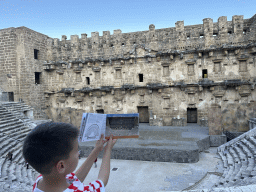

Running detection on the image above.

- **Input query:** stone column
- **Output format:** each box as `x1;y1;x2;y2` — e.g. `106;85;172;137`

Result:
208;104;226;146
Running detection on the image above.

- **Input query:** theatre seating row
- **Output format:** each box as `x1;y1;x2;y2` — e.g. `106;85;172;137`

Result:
0;103;40;191
179;126;256;192
214;132;256;188
1;102;32;124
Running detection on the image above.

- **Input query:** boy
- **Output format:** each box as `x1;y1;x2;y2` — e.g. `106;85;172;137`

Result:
22;122;117;192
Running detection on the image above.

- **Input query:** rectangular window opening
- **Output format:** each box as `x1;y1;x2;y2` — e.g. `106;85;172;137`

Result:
35;72;41;84
96;109;104;114
34;49;39;59
202;69;208;78
139;74;143;82
188;64;194;73
163;66;169;76
86;77;90;85
239;61;247;72
214;62;221;73
116;69;121;79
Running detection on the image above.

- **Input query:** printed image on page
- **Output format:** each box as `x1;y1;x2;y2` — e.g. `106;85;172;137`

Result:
81;113;106;142
78;113;88;142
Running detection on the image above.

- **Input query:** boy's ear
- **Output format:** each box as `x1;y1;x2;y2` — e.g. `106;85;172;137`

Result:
56;161;66;174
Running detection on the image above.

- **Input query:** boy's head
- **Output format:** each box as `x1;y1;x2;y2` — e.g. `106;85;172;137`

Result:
23;122;80;176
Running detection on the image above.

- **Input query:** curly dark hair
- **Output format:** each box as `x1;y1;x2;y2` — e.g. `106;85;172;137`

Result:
22;122;79;175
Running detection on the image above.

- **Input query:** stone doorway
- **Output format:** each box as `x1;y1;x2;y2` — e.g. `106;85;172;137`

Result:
137;106;149;123
187;108;197;123
8;92;14;101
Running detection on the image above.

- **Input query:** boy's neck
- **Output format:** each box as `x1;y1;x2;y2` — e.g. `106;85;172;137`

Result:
38;175;70;192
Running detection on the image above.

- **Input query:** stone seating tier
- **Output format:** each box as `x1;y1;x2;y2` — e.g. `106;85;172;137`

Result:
1;101;256;191
0;102;38;191
183;127;256;191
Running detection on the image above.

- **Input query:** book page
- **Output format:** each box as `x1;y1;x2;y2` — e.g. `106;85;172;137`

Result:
79;113;106;142
79;113;139;141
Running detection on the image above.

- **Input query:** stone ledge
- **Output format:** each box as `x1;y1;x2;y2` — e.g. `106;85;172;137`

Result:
79;145;200;163
210;135;227;147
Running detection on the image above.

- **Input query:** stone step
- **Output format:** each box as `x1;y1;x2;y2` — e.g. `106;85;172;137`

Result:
249;136;256;144
1;157;11;178
11;143;23;162
238;142;253;158
0;123;24;132
16;182;32;192
234;161;248;181
218;151;228;168
0;121;23;129
230;162;242;181
0;118;19;129
233;145;247;162
0;135;10;145
229;147;240;164
21;166;32;186
0;115;19;121
5;126;29;136
0;115;14;121
226;150;234;166
2;105;30;113
0;108;11;113
221;168;229;179
0;115;16;121
223;165;234;181
0;138;19;157
10;129;30;141
14;164;23;183
16;149;27;166
27;168;35;186
0;157;6;177
237;143;255;177
228;148;241;181
3;106;24;111
241;138;256;158
8;163;17;182
0;124;25;135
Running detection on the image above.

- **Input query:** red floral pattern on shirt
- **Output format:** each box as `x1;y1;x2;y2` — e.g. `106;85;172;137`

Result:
32;172;105;192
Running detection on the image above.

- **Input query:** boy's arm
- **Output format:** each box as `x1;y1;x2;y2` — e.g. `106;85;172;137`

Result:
97;148;111;187
75;147;100;183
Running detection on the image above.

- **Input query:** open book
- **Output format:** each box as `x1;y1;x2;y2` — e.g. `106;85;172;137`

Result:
78;113;140;142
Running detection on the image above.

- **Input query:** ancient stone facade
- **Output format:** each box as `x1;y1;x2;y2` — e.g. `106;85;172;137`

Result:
0;14;256;130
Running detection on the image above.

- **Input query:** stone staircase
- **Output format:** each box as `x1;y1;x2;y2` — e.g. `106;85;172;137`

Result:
1;102;33;124
175;126;256;192
0;104;40;191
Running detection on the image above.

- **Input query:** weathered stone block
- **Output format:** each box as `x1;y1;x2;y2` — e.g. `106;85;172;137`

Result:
210;135;227;147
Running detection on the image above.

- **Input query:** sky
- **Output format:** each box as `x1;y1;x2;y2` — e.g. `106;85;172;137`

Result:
1;0;255;39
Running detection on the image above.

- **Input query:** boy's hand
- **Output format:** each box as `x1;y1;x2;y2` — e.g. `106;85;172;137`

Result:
104;134;118;151
95;134;107;152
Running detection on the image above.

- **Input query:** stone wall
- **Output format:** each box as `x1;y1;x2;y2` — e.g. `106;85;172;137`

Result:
15;27;49;119
222;102;256;132
0;28;17;95
46;107;85;128
0;14;256;130
44;14;255;60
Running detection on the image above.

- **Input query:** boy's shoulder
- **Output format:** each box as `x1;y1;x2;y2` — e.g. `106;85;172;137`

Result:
33;172;105;192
